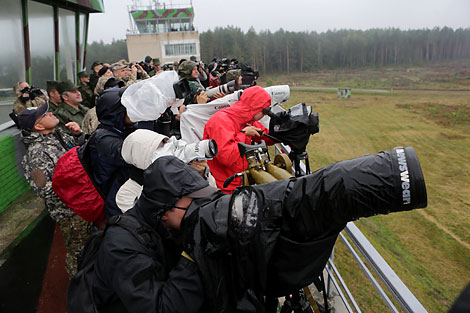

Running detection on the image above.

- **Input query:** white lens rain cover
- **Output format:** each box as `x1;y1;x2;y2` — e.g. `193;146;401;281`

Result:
121;71;184;122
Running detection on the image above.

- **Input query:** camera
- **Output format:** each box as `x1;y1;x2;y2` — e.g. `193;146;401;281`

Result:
240;63;259;86
149;137;218;164
20;86;44;101
196;61;205;70
138;61;151;73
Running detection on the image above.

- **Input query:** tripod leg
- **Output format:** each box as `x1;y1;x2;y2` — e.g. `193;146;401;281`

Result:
303;287;322;313
319;274;330;313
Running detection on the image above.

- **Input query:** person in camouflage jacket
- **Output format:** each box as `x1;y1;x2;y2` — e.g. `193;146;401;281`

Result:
18;103;92;277
110;60;150;87
13;81;48;114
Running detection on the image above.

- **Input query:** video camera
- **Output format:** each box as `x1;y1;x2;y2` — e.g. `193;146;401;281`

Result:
266;102;319;154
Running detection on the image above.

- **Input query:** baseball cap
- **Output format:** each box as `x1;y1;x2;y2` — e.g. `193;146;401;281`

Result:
91;61;102;69
60;80;79;94
46;80;60;92
17;102;49;130
104;77;125;89
110;60;129;72
77;71;89;79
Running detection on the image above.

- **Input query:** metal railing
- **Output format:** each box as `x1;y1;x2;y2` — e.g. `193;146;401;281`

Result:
273;143;427;313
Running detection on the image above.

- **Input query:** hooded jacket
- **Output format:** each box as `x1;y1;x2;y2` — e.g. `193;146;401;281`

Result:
116;129;217;212
203;86;274;193
88;88;136;218
93;156;208;313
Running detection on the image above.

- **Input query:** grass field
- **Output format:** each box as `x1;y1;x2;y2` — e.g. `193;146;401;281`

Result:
260;61;470;91
265;64;469;312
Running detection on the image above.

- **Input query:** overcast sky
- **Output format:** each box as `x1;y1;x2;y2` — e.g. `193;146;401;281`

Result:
88;0;470;44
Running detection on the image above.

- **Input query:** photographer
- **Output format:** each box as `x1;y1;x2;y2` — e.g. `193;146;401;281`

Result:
115;129;218;212
148;57;163;77
110;60;150;87
92;146;427;313
91;156;215;313
203;86;275;193
13;81;48;114
190;56;208;85
88;87;138;218
176;61;211;122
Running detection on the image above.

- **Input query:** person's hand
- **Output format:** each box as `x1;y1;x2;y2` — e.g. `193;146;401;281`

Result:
175;104;186;121
212;92;225;99
65;122;82;135
135;64;143;73
242;125;261;137
196;91;208;104
189;160;208;177
131;64;138;74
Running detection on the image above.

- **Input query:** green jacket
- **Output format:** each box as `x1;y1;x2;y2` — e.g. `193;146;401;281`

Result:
55;103;89;134
48;100;62;113
78;82;95;109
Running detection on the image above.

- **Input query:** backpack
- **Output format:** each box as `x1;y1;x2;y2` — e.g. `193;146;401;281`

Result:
52;138;105;222
67;215;157;313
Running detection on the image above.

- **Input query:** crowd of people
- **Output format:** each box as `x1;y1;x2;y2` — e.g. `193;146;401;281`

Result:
8;51;433;313
11;55;273;312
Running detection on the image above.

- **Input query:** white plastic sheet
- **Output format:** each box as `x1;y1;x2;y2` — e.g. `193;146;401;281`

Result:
121;71;184;122
180;85;290;142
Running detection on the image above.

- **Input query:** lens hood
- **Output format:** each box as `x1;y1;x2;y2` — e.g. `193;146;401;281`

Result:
390;147;427;210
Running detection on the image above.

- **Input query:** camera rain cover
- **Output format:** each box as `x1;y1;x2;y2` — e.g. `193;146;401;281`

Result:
121;71;183;122
269;102;319;153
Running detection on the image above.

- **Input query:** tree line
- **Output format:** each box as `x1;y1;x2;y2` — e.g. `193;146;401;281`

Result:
84;27;470;74
200;27;470;73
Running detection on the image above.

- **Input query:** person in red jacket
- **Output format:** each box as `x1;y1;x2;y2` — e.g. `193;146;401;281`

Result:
203;86;274;193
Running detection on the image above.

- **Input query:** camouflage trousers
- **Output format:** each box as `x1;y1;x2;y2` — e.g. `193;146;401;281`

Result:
57;214;93;278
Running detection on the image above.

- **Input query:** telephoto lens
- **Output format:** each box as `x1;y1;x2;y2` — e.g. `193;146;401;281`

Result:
205;139;218;158
281;146;427;241
205;80;239;98
181;139;218;162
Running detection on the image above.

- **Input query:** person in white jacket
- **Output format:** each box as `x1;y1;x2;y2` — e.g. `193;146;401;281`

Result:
116;129;218;212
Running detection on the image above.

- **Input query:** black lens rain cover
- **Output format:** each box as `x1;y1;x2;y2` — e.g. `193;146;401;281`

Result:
173;79;190;99
269;103;319;153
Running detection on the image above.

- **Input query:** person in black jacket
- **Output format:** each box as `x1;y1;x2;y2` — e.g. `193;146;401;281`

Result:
92;156;218;313
88;87;136;218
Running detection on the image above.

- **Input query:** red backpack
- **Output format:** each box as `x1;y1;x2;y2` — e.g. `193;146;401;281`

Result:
53;140;105;222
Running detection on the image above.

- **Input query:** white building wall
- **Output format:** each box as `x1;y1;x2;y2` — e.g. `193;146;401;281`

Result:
126;31;200;64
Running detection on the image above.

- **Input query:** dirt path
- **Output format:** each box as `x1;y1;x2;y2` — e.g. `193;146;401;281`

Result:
418;210;470;250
